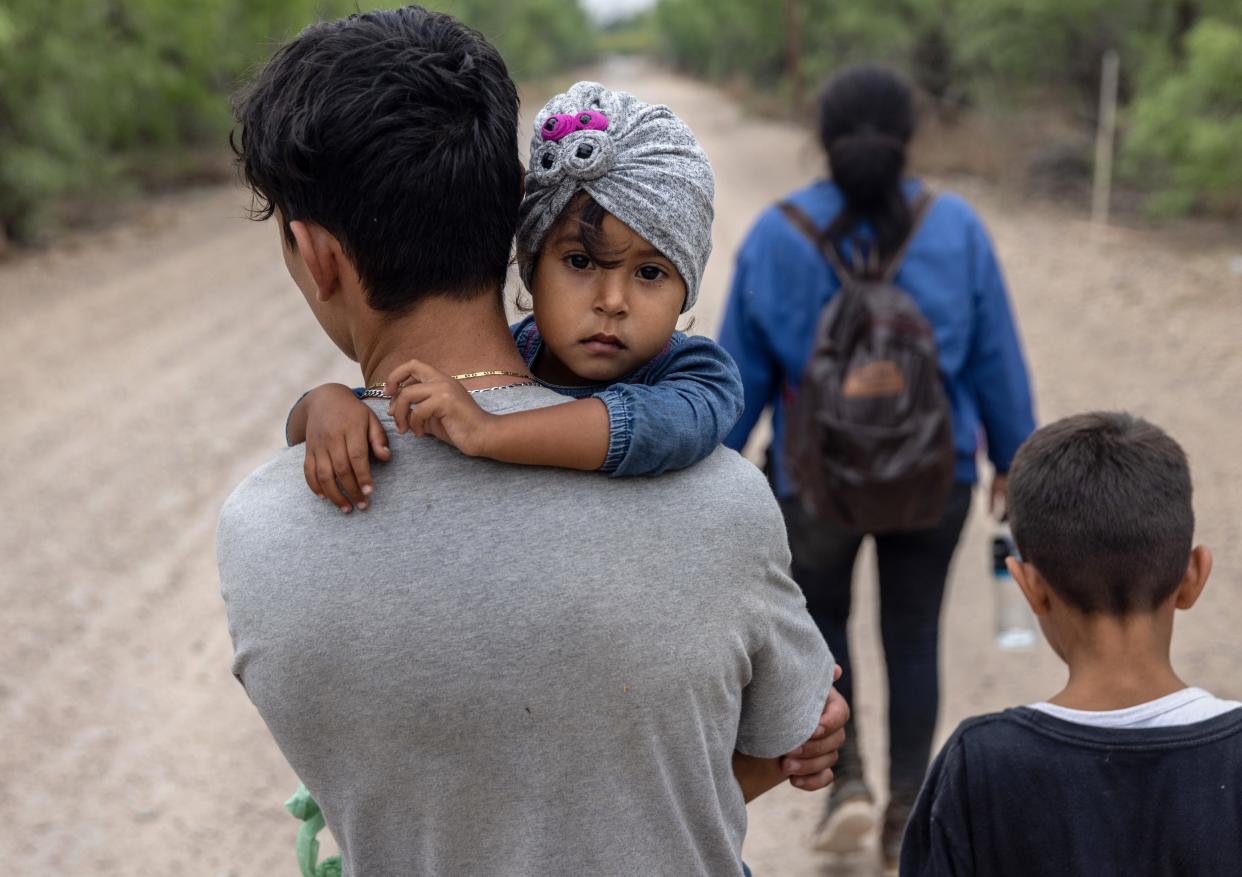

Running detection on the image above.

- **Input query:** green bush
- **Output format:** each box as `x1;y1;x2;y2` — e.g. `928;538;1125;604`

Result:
653;0;1242;217
1123;17;1242;215
597;11;659;57
658;0;792;85
656;0;946;93
0;1;594;244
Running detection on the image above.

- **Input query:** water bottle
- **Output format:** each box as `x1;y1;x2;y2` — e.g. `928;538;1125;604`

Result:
993;524;1037;650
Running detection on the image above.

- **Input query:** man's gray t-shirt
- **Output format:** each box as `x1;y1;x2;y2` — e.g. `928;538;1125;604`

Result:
218;386;832;876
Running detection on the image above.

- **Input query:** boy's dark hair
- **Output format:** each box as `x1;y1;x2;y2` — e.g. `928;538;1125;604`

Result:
231;6;521;314
1008;412;1194;615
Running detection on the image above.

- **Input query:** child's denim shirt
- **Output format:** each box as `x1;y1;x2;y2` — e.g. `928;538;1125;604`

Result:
511;316;744;477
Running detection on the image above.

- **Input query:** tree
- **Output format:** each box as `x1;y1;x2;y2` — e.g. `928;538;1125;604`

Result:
0;0;595;245
1123;17;1242;215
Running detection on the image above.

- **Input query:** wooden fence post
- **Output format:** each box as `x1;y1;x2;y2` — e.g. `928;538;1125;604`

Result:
1092;49;1120;227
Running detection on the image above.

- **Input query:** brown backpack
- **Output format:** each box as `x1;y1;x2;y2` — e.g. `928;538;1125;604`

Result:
779;192;955;533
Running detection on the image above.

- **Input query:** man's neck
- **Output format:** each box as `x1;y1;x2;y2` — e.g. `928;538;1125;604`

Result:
357;293;527;388
1048;607;1186;711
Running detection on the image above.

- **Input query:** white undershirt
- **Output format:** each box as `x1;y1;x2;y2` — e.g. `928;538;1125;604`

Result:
1029;687;1242;729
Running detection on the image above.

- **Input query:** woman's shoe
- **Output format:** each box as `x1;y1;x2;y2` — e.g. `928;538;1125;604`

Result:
880;794;915;872
810;777;875;853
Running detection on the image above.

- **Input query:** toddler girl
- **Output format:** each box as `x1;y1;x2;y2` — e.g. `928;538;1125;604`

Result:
287;81;741;508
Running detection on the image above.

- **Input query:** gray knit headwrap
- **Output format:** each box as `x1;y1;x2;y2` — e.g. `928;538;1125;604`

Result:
516;81;715;313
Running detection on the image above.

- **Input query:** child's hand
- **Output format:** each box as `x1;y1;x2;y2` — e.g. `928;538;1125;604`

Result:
781;665;848;791
303;383;390;512
384;358;498;458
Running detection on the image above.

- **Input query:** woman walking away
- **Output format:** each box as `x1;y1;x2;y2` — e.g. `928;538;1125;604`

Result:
719;65;1036;870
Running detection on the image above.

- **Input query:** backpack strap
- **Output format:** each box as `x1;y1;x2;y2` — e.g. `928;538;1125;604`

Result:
880;190;935;284
777;190;937;284
777;201;854;282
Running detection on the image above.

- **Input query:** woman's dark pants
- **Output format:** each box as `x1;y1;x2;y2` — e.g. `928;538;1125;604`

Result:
779;483;973;804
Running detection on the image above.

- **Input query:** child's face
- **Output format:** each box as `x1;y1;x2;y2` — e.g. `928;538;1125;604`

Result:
531;211;686;385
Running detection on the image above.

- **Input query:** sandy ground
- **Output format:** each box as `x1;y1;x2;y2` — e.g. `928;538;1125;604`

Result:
3;60;1242;875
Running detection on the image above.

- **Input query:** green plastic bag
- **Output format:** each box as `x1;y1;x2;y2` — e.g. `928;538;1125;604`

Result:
285;783;342;877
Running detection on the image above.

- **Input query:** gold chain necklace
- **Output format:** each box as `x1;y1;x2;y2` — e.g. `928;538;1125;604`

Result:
362;369;533;399
450;369;530;381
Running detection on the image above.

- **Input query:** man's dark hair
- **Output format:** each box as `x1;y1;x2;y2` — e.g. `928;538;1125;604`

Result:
231;6;521;314
1008;412;1194;615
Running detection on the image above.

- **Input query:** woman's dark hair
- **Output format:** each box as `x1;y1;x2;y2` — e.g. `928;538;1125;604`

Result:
817;65;917;267
231;6;522;314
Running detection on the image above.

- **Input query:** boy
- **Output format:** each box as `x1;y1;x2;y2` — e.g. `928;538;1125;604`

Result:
901;412;1242;876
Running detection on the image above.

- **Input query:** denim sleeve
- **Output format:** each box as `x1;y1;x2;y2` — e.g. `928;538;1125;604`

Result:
963;219;1036;473
509;315;541;367
594;334;745;477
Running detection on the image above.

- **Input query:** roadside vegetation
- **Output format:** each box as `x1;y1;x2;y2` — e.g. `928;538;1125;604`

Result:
3;1;1237;246
653;0;1242;218
0;0;592;245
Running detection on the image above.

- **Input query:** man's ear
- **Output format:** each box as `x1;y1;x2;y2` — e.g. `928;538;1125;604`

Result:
1175;546;1213;610
289;220;344;302
1008;557;1053;616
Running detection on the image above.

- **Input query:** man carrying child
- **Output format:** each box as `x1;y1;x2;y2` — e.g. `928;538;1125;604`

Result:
218;7;846;875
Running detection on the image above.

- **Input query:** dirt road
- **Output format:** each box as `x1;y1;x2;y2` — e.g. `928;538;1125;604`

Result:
3;61;1241;875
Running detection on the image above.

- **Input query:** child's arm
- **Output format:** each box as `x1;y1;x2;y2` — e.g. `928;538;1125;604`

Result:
731;753;787;803
287;384;390;512
384;360;610;469
385;336;744;475
385;336;743;474
732;678;848;802
593;333;744;476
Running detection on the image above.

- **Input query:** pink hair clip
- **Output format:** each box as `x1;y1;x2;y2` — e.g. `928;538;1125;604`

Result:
540;110;610;142
574;110;609;132
540;114;578;142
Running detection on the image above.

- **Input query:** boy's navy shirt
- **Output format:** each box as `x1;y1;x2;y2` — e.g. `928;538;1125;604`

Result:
901;706;1242;876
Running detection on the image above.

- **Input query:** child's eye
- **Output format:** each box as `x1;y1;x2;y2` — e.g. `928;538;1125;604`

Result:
637;265;667;282
566;253;592;270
